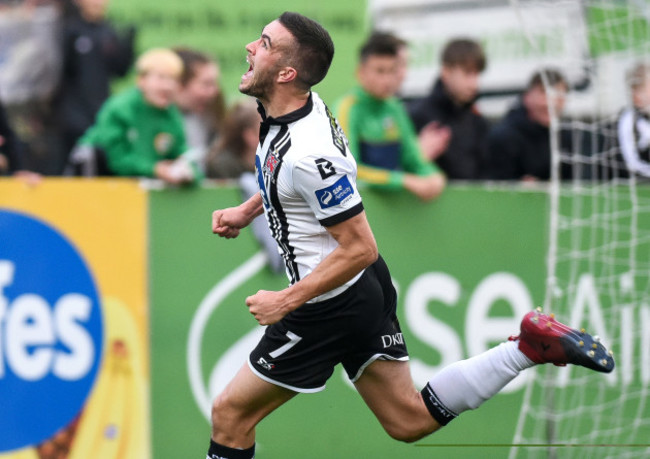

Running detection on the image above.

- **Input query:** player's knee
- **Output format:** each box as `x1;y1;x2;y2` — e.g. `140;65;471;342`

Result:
382;422;431;443
211;393;248;436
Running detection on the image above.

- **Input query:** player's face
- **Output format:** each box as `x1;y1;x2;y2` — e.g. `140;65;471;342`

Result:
357;54;399;100
239;20;291;101
441;65;481;105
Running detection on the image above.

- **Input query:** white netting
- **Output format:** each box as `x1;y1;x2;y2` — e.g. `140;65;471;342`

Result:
510;1;650;458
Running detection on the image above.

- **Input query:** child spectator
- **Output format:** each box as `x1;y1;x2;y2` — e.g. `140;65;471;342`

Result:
335;31;445;201
617;61;650;178
407;38;489;180
73;48;197;185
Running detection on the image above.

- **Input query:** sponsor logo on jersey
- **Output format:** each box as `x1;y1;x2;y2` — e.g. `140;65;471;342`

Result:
257;357;275;371
381;332;404;348
315;158;337;180
315;175;354;209
0;210;103;452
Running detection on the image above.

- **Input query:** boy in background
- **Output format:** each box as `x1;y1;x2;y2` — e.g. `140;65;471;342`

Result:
336;32;446;201
74;48;198;184
407;38;489;180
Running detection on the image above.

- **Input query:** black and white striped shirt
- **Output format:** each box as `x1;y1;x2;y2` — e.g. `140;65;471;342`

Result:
254;92;365;301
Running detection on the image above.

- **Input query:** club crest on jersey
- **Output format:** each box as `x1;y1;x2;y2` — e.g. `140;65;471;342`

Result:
315;175;354;209
264;150;280;176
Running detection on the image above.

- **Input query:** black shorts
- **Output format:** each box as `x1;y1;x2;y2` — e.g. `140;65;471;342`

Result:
248;255;409;392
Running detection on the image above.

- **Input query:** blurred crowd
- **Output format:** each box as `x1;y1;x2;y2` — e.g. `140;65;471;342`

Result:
2;0;650;193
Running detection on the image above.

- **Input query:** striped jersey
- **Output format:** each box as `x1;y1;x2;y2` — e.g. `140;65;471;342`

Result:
255;92;365;301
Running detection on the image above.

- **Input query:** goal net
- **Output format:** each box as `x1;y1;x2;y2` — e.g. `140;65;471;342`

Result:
509;1;650;457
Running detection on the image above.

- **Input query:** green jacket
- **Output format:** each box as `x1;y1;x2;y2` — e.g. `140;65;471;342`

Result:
81;87;187;177
335;86;439;190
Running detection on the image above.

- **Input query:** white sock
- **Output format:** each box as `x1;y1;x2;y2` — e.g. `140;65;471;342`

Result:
424;340;534;418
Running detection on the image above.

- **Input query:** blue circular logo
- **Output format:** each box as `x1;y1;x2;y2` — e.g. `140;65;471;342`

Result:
0;209;103;452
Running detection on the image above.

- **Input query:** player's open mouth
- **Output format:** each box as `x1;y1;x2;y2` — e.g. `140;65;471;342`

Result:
242;58;254;81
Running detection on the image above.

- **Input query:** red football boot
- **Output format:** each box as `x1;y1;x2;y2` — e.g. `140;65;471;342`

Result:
509;309;615;373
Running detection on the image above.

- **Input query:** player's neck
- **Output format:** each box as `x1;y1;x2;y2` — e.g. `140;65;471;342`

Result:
262;88;310;119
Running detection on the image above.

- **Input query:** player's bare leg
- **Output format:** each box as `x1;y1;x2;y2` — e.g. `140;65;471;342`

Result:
355;310;615;443
208;364;296;458
354;359;442;442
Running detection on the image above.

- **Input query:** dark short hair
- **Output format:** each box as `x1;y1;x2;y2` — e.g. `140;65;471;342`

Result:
359;31;405;63
278;12;335;90
526;67;568;91
441;38;486;73
173;47;214;86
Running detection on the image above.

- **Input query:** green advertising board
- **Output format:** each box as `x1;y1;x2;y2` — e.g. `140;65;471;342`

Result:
149;185;551;458
108;0;369;104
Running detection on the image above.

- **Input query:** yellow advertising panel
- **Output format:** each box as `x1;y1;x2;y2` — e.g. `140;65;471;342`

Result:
0;178;150;458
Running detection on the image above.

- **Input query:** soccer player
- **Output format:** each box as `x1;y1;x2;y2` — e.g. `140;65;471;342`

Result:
208;12;614;459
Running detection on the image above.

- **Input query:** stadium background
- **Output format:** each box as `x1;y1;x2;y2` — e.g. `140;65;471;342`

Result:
1;0;649;458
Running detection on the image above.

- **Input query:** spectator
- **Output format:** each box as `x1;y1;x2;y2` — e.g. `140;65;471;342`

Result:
407;38;489;180
206;97;283;273
617;61;650;178
485;68;568;181
73;48;197;185
206;98;258;179
0;98;23;176
391;34;409;96
335;31;446;201
0;97;41;184
0;0;63;175
57;0;135;173
173;47;226;172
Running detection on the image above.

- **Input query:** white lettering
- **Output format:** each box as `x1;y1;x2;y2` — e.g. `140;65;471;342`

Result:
7;295;55;381
559;273;616;387
54;294;94;380
641;304;650;385
621;305;634;386
466;272;533;392
405;273;463;388
381;333;404;348
0;261;95;382
0;261;15;378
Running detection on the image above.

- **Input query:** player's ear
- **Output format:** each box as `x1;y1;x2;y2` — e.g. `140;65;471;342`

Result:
278;66;298;84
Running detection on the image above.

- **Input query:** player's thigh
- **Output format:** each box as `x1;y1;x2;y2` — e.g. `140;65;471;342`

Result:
212;363;297;428
354;359;441;440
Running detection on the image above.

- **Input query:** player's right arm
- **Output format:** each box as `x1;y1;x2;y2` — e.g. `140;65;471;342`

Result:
212;193;264;239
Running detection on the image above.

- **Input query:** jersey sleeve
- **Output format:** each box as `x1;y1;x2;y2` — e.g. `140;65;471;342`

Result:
292;153;364;227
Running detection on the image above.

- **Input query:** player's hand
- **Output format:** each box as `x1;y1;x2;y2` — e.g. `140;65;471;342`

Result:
245;290;290;325
211;207;245;239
